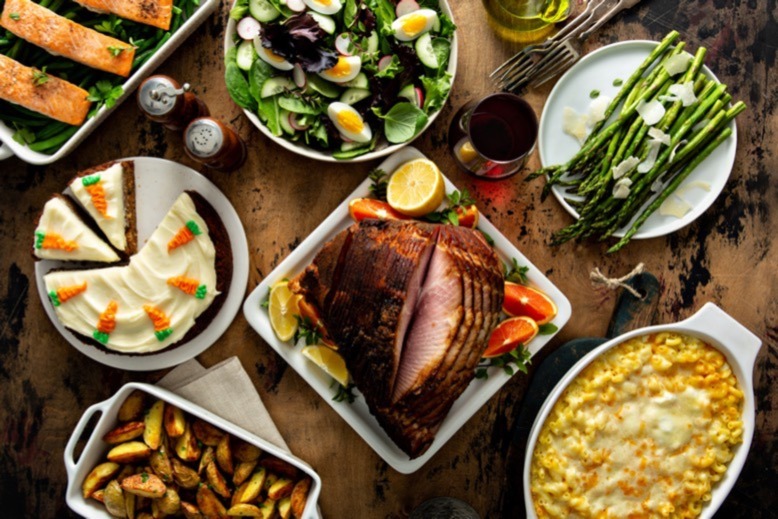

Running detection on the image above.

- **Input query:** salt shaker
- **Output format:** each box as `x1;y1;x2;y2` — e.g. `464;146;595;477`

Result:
184;117;247;172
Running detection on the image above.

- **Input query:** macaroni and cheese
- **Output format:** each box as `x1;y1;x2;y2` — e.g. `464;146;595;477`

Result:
530;332;743;518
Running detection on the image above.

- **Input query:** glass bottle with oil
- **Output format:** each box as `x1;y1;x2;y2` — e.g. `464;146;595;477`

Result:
483;0;571;44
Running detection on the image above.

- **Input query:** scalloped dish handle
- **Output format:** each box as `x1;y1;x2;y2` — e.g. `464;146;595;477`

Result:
0;142;15;160
680;302;763;372
64;401;108;474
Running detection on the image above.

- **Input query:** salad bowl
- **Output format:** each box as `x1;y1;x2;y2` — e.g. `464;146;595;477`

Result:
224;0;457;162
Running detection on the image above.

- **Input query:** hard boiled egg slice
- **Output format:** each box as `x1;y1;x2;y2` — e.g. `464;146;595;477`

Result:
392;9;438;42
319;55;361;83
253;37;294;71
303;0;342;15
328;102;372;143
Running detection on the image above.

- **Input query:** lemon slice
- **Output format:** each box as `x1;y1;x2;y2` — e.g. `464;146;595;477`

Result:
386;158;446;217
301;345;350;386
268;281;301;342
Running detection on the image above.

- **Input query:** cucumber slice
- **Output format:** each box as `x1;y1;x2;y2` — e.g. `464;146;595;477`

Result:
236;40;256;71
398;83;416;104
279;109;296;135
340;140;364;152
249;0;280;21
307;74;341;98
366;31;379;54
261;77;296;98
309;12;336;34
340;88;371;105
341;72;369;89
415;33;438;69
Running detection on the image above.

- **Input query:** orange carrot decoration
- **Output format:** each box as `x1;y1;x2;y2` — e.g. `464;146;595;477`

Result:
167;275;207;299
93;301;118;344
143;304;174;341
49;282;87;306
35;231;78;252
82;175;110;218
167;220;203;253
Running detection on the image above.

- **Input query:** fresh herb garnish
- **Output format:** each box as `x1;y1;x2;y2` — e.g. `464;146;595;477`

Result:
294;316;322;346
475;347;531;379
505;258;529;285
613;78;623;86
9;12;20;20
260;286;271;309
332;381;357;403
107;45;125;57
94;16;123;37
368;168;389;201
590;89;600;98
538;323;558;335
425;189;476;226
141;472;149;483
480;230;495;246
87;80;124;115
32;67;49;86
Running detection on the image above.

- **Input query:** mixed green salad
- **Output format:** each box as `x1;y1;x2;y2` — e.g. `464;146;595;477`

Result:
0;0;201;155
225;0;456;159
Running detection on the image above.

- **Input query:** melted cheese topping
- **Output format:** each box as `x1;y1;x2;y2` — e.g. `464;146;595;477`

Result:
43;193;218;354
530;333;744;519
34;197;120;262
69;163;128;251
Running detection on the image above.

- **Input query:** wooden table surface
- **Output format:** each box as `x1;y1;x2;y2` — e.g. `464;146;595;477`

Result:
1;0;776;517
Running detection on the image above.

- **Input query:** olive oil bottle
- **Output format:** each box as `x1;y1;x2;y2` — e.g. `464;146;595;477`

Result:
483;0;571;43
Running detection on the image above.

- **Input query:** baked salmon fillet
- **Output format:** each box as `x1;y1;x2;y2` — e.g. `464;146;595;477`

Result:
0;0;135;77
73;0;173;30
0;54;90;125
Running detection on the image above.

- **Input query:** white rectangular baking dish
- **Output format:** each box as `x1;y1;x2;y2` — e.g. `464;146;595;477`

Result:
0;0;218;165
242;146;572;474
64;382;322;519
522;302;762;518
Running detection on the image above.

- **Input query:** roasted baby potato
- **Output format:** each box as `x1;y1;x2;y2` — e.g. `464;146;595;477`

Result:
232;440;261;463
232;461;257;486
107;441;153;464
192;419;224;446
103;421;145;444
103;480;127;518
143;400;165;450
181;501;204;519
290;478;311;519
259;458;298;479
198;446;216;476
226;503;262;517
163;404;186;438
118;391;146;422
154;488;181;516
121;472;167;498
82;462;121;499
171;458;201;489
216;435;234;475
267;478;294;500
175;422;202;462
277;497;292;519
91;489;105;503
231;468;266;506
136;513;153;519
197;484;229;519
206;461;232;499
125;491;135;519
257;499;276;519
149;445;174;484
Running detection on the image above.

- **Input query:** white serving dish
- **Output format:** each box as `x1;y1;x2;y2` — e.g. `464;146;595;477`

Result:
522;302;762;518
243;146;572;473
538;40;738;239
34;157;250;371
64;382;322;519
223;1;458;163
0;0;219;165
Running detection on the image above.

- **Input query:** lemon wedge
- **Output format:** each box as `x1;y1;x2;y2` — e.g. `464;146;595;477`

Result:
301;345;350;386
268;281;301;342
386;158;446;217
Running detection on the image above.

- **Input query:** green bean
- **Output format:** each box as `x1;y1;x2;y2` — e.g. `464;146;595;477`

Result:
28;127;78;152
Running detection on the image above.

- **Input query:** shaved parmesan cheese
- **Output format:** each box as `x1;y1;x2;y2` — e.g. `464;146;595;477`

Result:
667;81;697;106
562;107;589;143
647;127;671;146
613;178;633;199
659;195;692;218
587;95;612;125
612;156;640;179
669;139;687;162
663;53;693;76
637;100;666;125
675;180;712;197
638;140;662;173
651;179;665;193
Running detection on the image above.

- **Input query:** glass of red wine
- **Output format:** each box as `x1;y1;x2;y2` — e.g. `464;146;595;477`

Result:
448;93;538;179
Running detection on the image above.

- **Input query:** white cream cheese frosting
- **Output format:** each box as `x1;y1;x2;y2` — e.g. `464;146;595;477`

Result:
43;193;219;354
69;162;128;251
34;197;120;262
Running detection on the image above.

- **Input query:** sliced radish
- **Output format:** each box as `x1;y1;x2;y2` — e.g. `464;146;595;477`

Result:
293;64;307;88
396;0;419;17
414;87;424;108
335;33;353;56
286;0;306;12
341;135;355;143
237;17;261;40
289;113;310;131
377;55;393;72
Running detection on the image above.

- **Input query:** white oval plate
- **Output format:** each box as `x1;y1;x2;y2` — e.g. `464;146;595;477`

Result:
223;0;457;163
34;157;249;371
538;40;738;239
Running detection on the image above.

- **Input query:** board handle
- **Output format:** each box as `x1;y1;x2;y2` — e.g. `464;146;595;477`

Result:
0;142;15;160
63;400;109;473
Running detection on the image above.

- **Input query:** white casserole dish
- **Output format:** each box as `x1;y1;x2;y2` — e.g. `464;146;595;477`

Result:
522;302;762;518
0;0;219;165
64;382;322;519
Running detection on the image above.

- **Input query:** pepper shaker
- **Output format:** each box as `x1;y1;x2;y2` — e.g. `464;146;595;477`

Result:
137;75;209;131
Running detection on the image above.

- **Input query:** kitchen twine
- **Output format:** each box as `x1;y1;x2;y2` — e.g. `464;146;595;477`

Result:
589;263;646;298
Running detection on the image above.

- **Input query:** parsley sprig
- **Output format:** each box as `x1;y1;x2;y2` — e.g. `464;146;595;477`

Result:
368;168;389;201
424;189;477;225
331;381;357;403
293;316;322;346
32;67;49;86
475;347;531;379
504;258;529;284
87;80;124;116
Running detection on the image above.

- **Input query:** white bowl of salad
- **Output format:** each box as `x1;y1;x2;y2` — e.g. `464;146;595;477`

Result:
224;0;457;161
